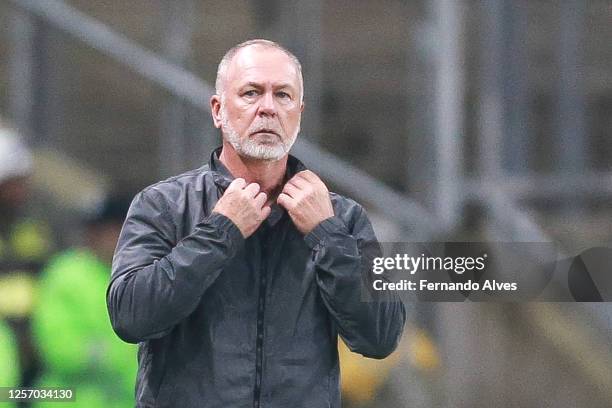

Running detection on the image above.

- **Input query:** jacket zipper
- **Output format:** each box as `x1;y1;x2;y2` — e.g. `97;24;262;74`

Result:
253;230;269;407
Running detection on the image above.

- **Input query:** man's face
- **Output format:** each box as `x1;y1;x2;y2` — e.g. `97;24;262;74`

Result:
212;46;304;161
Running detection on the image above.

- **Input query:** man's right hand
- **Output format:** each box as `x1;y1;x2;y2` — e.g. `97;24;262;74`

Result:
212;178;271;238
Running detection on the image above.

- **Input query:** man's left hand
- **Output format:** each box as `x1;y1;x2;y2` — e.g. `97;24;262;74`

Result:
277;170;334;235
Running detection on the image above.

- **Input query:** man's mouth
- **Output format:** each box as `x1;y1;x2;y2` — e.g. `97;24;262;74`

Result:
251;129;280;137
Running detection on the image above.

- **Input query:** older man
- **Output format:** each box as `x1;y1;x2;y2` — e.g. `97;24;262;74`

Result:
107;39;405;408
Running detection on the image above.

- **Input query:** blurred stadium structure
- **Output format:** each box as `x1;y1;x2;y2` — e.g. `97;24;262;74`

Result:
1;0;612;407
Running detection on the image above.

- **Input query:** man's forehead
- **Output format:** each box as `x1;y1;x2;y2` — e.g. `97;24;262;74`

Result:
226;45;300;86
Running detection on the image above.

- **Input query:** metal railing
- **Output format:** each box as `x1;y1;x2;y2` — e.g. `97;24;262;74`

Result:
7;0;443;237
10;0;612;240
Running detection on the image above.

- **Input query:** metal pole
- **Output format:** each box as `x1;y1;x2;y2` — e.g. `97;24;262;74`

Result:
271;0;323;144
556;0;586;174
290;0;323;144
502;1;530;174
8;7;36;143
158;0;196;177
431;0;465;231
478;0;504;181
30;21;62;148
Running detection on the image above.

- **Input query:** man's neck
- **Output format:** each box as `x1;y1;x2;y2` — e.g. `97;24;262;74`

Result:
218;142;288;200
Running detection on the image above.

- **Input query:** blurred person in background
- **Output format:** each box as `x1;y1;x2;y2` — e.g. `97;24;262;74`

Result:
0;318;19;408
0;121;55;396
31;195;137;408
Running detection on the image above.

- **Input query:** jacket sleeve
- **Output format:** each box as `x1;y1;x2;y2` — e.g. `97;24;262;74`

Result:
106;189;244;344
304;205;406;359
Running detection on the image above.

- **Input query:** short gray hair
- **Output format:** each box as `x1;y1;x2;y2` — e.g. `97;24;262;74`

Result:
215;39;303;102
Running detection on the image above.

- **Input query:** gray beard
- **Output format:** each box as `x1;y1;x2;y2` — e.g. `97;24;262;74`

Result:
221;109;299;161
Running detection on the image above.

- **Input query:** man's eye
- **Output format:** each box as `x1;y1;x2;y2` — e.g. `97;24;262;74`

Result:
243;90;258;97
276;92;291;99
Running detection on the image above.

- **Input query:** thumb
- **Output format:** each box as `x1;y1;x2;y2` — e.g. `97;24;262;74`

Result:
227;178;246;192
277;193;293;210
260;206;272;220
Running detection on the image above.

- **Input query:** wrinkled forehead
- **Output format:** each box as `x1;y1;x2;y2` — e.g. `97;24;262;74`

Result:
224;45;301;91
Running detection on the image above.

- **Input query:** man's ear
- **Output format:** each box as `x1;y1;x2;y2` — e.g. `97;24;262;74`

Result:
210;95;222;128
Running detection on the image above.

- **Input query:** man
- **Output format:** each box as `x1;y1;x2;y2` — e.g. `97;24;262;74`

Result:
107;39;405;408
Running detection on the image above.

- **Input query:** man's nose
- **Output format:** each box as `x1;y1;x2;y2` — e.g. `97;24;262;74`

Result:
258;92;276;116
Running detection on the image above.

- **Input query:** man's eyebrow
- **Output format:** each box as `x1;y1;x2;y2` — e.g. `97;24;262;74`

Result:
240;82;263;89
274;83;295;91
240;82;296;90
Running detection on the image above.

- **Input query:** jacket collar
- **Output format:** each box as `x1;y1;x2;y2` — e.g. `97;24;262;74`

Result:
209;147;307;190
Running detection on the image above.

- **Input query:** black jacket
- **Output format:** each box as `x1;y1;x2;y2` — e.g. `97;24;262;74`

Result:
107;148;406;408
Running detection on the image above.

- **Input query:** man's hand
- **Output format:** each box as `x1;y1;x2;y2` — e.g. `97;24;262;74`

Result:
277;170;334;235
212;178;271;238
